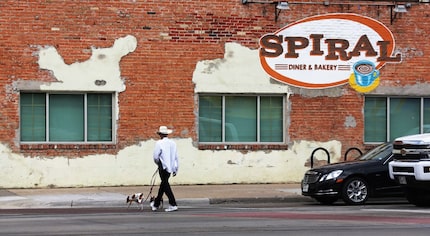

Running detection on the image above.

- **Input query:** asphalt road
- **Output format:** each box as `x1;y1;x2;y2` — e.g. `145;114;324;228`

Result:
0;200;429;236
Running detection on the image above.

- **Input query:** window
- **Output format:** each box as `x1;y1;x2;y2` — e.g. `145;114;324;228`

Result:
198;95;284;143
364;97;430;143
20;93;114;143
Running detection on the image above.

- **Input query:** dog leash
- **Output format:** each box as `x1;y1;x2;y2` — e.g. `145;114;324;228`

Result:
142;167;159;204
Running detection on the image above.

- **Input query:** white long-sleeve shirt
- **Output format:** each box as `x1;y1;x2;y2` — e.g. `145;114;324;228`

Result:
153;137;179;174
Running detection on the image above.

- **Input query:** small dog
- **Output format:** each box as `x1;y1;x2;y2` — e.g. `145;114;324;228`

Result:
126;193;145;210
149;196;163;210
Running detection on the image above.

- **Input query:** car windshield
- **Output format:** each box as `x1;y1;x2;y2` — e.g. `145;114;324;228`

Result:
356;143;392;161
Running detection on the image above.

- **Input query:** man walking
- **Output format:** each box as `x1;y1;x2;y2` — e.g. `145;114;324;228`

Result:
151;126;179;212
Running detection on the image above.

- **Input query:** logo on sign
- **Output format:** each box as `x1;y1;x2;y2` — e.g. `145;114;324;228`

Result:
259;13;401;93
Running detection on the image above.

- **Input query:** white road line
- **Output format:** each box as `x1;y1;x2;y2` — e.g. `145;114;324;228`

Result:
361;208;430;214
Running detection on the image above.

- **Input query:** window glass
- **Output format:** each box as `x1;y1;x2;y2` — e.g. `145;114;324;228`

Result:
390;98;420;140
225;96;257;142
20;93;113;143
364;97;387;142
260;96;283;142
198;95;284;143
199;96;222;142
20;93;46;141
87;94;112;141
365;97;430;143
49;94;84;141
423;99;430;133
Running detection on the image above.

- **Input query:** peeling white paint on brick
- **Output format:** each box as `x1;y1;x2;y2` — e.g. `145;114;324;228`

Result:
37;35;137;92
344;115;357;128
0;139;341;188
192;42;291;94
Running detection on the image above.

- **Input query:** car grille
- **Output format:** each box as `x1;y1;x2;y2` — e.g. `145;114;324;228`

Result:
392;166;414;173
393;153;428;161
393;143;430;161
303;171;321;184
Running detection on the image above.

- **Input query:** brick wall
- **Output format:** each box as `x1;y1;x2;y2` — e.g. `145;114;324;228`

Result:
0;0;429;157
289;89;365;155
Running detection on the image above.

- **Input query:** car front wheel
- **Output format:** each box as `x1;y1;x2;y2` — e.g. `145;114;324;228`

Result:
341;177;369;205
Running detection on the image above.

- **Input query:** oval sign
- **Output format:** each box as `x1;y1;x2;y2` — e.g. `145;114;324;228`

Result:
259;13;401;91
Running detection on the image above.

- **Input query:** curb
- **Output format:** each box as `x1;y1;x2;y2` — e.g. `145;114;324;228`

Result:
0;196;311;209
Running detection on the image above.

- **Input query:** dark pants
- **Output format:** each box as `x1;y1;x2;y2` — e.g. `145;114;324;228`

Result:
154;165;177;207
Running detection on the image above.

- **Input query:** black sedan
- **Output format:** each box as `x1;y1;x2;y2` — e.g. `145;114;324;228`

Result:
301;143;403;205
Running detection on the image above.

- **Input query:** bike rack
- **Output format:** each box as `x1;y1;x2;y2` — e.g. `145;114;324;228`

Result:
344;147;363;161
310;147;363;168
310;147;330;169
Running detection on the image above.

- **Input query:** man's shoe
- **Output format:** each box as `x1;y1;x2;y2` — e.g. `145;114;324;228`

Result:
149;201;158;211
165;205;178;212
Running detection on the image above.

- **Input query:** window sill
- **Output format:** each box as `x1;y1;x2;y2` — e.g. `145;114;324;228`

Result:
20;144;116;150
198;144;288;151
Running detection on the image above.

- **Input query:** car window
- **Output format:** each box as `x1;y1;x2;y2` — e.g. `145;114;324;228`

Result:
357;143;392;161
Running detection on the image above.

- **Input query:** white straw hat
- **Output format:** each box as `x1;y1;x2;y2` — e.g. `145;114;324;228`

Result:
157;126;173;135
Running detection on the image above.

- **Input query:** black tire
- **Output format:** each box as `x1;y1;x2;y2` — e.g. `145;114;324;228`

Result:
405;187;430;207
341;177;369;205
314;196;338;205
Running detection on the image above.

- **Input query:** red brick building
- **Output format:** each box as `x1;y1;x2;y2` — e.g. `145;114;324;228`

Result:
0;0;428;188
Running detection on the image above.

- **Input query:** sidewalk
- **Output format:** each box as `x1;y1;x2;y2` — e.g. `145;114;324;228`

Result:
0;183;309;209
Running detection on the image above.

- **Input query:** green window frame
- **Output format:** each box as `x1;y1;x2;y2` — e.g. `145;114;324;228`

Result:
198;95;284;143
364;97;430;143
20;93;114;143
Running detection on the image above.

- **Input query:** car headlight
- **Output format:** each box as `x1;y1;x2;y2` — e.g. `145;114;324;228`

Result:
319;170;343;182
